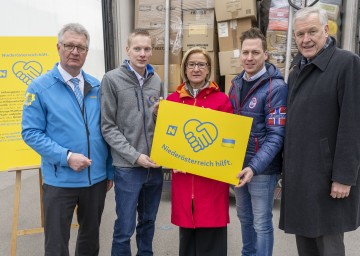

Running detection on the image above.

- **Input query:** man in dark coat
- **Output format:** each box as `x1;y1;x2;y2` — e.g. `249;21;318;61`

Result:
279;6;360;256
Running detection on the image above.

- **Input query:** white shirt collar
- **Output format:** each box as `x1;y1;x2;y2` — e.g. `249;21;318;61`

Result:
242;65;267;82
57;63;83;83
58;64;84;93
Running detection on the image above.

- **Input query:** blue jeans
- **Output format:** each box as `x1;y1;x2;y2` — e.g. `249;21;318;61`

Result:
235;174;278;256
111;167;163;256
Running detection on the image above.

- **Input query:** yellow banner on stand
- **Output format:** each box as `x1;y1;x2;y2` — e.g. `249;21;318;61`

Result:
0;37;58;171
150;100;253;185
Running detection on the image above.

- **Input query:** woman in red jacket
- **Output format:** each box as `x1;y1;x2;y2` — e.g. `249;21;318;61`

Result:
167;47;234;256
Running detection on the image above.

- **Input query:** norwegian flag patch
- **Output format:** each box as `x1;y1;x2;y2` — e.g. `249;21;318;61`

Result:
268;106;286;126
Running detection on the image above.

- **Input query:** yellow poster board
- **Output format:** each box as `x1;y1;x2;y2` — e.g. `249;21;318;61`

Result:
150;100;253;185
0;37;59;171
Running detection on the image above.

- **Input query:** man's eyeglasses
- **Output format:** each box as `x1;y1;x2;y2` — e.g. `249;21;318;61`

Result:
186;62;208;70
62;43;88;54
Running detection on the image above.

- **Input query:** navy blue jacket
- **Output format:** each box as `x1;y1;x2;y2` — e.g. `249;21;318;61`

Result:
228;63;287;175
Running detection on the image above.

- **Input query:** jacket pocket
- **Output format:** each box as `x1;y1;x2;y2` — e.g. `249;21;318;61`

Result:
319;138;333;173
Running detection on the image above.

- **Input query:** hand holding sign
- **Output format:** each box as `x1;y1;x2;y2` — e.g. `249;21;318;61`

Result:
183;119;218;152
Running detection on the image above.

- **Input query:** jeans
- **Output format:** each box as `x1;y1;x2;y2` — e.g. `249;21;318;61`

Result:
235;174;278;256
111;167;163;256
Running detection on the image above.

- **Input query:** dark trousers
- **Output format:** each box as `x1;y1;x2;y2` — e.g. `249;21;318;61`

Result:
295;233;345;256
43;180;107;256
179;227;227;256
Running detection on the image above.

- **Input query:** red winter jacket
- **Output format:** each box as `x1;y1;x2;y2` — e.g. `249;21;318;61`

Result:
167;81;234;228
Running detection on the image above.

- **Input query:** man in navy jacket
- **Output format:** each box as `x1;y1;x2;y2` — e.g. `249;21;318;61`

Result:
228;27;287;256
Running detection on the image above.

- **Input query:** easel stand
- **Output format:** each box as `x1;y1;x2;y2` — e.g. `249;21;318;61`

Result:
9;166;43;256
9;166;78;256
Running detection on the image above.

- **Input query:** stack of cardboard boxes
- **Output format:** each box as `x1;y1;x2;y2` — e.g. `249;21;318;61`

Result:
215;0;257;93
133;0;264;94
266;1;297;76
134;0;345;94
182;0;218;86
316;0;342;43
135;0;183;92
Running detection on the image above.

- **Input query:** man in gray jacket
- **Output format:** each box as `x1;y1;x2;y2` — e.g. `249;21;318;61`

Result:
100;29;163;256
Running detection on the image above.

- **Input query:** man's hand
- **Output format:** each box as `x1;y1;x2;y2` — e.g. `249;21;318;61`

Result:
236;167;254;188
136;154;160;168
68;153;92;171
330;181;351;199
106;180;114;192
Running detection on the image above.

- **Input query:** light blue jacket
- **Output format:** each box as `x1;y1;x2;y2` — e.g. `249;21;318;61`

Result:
22;64;113;187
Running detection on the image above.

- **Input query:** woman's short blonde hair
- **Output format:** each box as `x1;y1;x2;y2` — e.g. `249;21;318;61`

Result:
181;47;212;83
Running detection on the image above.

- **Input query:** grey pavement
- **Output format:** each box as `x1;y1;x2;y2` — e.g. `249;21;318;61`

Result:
1;170;359;256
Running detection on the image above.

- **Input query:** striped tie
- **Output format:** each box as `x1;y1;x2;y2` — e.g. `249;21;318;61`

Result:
70;78;83;109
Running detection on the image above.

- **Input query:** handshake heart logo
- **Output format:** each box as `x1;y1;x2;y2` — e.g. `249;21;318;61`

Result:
183;119;218;152
12;61;43;85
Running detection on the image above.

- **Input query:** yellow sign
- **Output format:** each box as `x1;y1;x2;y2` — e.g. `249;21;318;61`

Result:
0;37;59;171
150;100;253;185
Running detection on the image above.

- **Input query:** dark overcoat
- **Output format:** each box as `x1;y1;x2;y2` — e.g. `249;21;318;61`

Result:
279;39;360;237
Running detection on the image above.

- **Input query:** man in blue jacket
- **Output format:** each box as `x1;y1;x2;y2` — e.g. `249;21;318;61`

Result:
22;23;113;256
228;27;288;256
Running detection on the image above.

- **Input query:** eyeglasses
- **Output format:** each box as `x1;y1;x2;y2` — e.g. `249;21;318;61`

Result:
62;43;88;54
186;62;208;70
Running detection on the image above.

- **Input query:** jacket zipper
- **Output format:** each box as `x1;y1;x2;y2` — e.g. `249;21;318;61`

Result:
191;175;195;227
85;112;91;185
63;81;92;184
83;84;91;185
135;89;140;111
140;87;151;155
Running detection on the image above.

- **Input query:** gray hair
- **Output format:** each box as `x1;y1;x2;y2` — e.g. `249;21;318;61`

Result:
58;23;90;47
293;6;328;28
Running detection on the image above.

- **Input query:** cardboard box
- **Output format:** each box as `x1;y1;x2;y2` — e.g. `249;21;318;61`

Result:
150;46;182;65
225;74;237;94
182;9;216;51
208;51;219;84
316;2;340;21
215;0;257;22
217;18;253;52
268;51;297;69
135;0;182;29
149;29;181;49
218;50;243;76
182;0;214;10
152;64;182;92
266;30;297;52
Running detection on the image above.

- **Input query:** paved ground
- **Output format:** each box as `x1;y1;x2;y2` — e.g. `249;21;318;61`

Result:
1;169;359;255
